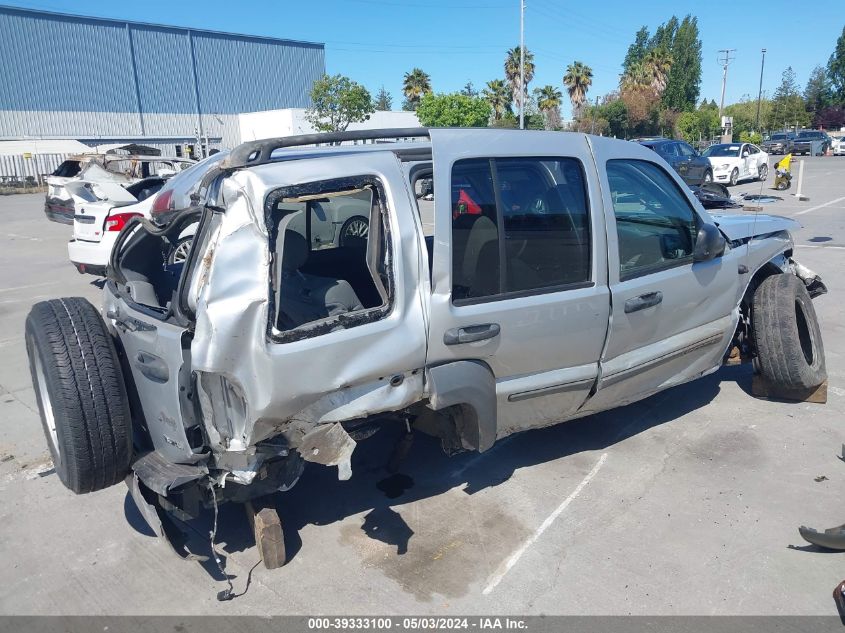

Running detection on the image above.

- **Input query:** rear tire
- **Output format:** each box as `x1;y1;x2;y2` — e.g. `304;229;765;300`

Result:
752;274;826;391
25;298;132;494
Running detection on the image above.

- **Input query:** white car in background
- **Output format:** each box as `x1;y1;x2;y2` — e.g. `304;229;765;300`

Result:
833;137;845;156
701;142;769;186
67;152;227;276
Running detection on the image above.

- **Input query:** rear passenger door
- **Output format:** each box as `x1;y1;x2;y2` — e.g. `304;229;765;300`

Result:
425;130;610;436
582;153;741;414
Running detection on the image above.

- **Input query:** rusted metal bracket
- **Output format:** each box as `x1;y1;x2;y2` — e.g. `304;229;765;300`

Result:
751;374;828;404
245;497;286;570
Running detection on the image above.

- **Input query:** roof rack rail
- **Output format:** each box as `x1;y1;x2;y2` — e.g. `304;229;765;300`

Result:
223;127;431;170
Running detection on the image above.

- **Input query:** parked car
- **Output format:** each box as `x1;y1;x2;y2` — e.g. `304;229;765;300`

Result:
701;142;769;185
830;137;845;156
66;153;225;276
792;130;832;156
25;128;827;571
635;138;713;186
762;132;794;155
45;154;196;224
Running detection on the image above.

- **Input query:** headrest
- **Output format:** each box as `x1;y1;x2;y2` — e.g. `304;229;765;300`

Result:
282;230;308;271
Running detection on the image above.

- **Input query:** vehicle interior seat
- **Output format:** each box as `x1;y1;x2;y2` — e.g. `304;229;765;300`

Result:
278;230;364;329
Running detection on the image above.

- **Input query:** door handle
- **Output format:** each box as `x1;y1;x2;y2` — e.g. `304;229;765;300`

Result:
443;323;501;345
624;291;663;313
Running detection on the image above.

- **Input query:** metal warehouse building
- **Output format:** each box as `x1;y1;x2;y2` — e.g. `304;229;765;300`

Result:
0;5;325;159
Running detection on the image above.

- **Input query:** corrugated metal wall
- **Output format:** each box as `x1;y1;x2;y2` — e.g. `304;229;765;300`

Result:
0;7;325;147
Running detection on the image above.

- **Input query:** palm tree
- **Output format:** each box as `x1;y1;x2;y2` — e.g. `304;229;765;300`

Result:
642;48;673;94
563;61;593;119
402;68;432;110
483;79;512;120
504;46;535;115
536;85;563;129
620;62;650;92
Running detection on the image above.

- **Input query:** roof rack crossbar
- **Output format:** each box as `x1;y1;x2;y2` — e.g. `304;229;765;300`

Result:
223;127;431;170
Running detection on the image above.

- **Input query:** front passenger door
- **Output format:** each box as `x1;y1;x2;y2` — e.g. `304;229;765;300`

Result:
582;159;741;413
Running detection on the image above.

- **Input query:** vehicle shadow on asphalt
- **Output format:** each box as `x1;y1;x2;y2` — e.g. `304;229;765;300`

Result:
124;364;762;586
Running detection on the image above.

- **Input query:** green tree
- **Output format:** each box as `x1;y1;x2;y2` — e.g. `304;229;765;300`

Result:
563;61;593;119
804;66;832;119
766;67;810;130
504;46;535;114
827;26;845;105
597;97;628;138
662;15;701;111
460;81;479;97
649;16;678;51
374;85;393;111
643;48;673;94
482;79;512;121
623;26;650;75
415;93;491;128
536;85;563;129
402;68;432;111
675;111;701;143
305;74;374;133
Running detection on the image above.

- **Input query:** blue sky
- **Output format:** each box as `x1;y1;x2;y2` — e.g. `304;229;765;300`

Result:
6;0;843;118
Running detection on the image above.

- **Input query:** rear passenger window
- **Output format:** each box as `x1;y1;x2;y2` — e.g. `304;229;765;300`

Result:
451;157;591;304
267;181;391;340
607;160;698;281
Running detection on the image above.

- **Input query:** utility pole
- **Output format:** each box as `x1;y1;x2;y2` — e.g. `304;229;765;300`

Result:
717;48;736;120
590;96;599;134
755;48;766;132
519;0;525;129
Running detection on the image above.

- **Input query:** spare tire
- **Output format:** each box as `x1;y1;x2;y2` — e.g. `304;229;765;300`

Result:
25;298;132;494
752;274;826;390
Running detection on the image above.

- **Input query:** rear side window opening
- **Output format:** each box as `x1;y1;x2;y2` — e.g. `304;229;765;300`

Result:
52;160;81;178
265;177;393;343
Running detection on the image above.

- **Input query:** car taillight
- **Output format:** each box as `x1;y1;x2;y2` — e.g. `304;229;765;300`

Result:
104;212;142;232
150;189;174;215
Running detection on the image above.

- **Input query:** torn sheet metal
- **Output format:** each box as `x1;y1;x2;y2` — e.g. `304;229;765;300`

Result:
298;423;357;480
791;260;828;298
188;155;428;452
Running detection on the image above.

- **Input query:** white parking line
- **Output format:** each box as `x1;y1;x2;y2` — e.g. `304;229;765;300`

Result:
796;244;845;250
482;452;608;595
795;195;845;216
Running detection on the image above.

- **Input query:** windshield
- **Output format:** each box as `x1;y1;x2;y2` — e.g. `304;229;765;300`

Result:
702;144;740;158
797;131;821;139
770;134;787;140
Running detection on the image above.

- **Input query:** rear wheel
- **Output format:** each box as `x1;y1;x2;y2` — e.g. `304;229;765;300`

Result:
25;298;132;494
167;236;193;265
339;215;369;247
752;274;826;391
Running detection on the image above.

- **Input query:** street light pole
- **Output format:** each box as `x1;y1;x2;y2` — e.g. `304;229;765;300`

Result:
755;48;766;132
519;0;525;129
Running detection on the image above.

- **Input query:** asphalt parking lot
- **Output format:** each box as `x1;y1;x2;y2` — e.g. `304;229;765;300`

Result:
0;156;843;616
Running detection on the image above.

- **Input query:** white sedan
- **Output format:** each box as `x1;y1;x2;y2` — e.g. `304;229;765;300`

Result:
701;142;769;186
833;137;845;156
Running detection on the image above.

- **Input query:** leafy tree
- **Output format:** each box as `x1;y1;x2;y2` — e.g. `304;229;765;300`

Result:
620;62;650;92
504;46;535;114
804;66;832;121
766;67;810;130
536;85;563;129
739;130;762;145
675;111;700;143
815;106;845;129
374;85;393;111
662;15;701;111
623;27;650;75
460;81;479;98
563;61;593;119
416;93;491;128
306;74;374;133
649;16;678;52
402;68;432;111
483;79;512;121
827;26;845;105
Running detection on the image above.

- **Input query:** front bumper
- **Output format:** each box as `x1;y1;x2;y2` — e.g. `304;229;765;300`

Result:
68;233;117;276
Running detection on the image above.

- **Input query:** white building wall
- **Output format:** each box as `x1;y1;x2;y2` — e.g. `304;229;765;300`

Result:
237;109;421;143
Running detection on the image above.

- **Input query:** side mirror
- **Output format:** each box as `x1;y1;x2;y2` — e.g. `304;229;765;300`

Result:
693;223;726;262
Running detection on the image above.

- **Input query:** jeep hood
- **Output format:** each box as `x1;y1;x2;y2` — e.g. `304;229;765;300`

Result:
709;213;799;241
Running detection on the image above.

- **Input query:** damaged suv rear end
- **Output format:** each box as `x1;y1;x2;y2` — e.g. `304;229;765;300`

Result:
25;128;828;570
